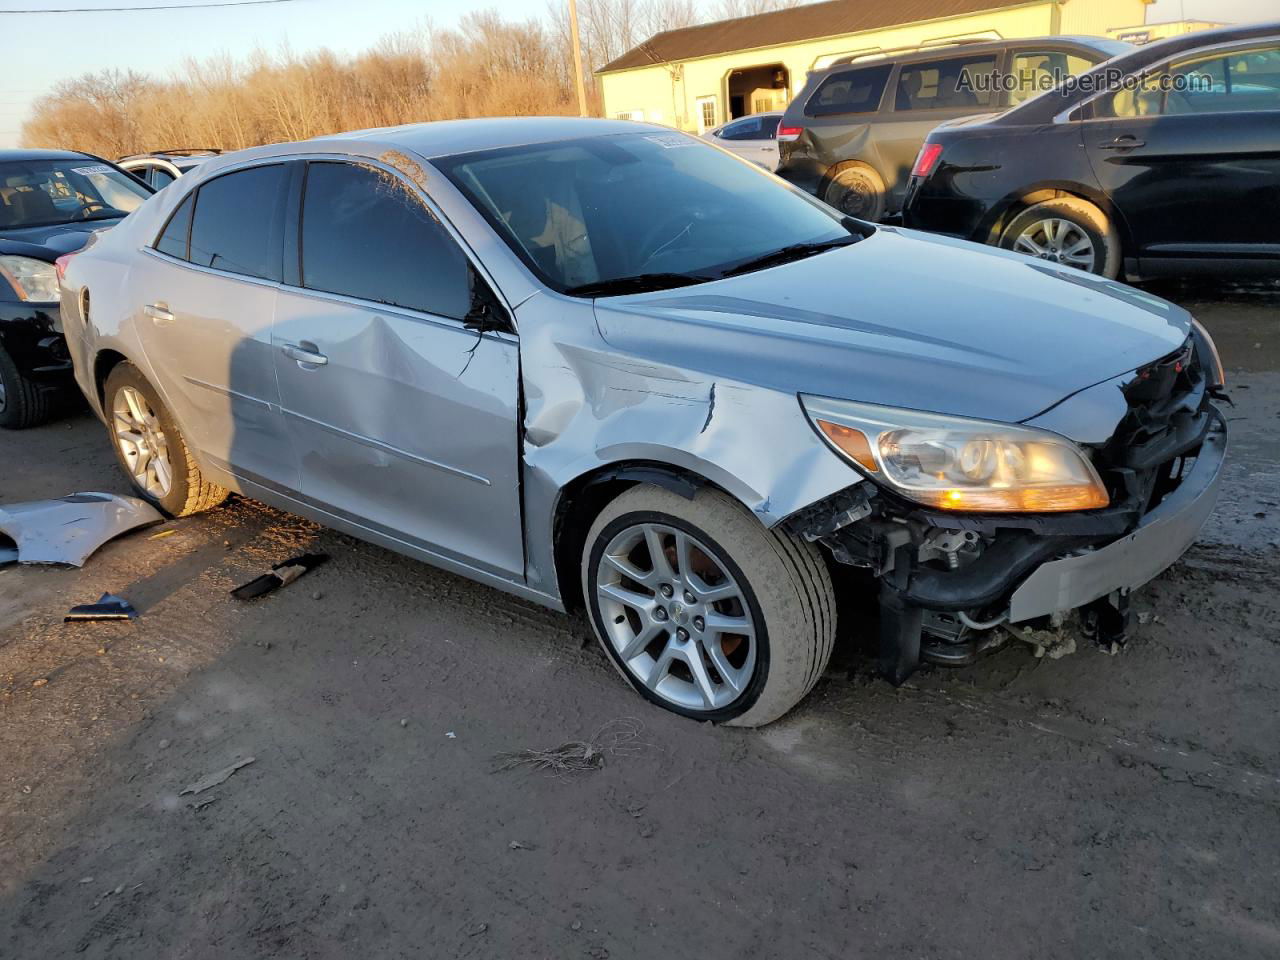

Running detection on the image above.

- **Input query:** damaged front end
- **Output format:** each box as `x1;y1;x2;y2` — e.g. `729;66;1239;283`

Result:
785;334;1228;682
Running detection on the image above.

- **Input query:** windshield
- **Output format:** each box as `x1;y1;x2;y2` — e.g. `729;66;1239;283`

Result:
437;132;852;294
0;158;151;230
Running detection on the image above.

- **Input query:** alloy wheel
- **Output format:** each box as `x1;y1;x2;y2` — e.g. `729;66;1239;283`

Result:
112;385;174;498
595;522;758;712
1013;218;1095;270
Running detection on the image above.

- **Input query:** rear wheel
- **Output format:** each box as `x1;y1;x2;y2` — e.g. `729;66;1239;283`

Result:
822;163;887;222
999;197;1120;278
0;343;54;430
582;486;836;727
103;362;229;517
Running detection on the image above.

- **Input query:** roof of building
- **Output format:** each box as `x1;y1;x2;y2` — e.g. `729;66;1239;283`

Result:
598;0;1037;73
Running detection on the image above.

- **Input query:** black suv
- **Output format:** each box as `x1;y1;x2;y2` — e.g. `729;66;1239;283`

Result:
776;36;1130;221
0;149;152;428
902;21;1280;279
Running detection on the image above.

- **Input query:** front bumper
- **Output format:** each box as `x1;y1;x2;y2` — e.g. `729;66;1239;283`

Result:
0;300;72;379
1007;419;1227;622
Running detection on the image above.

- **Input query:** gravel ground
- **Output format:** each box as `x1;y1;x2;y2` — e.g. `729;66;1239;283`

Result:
1;282;1278;959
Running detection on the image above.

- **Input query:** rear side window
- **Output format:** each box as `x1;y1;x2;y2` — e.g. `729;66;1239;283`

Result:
895;55;999;111
720;117;762;140
759;115;781;138
188;164;286;281
805;64;891;117
151;167;176;189
299;161;471;320
154;192;194;259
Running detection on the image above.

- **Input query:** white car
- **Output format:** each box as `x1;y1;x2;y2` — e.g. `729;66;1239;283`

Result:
701;112;783;169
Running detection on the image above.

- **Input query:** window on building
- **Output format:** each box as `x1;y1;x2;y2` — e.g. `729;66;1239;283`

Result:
804;64;891;117
300;161;472;320
699;98;717;129
894;55;998;111
188;164;285;280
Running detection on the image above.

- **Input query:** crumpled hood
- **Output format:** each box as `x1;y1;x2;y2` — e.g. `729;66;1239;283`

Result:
593;227;1192;425
0;218;122;262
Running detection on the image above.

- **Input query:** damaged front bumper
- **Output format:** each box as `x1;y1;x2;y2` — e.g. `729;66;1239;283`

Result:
786;406;1227;682
1007;422;1225;623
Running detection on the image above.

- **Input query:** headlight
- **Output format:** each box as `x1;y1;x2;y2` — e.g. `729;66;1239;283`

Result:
1190;319;1225;389
802;395;1109;513
0;255;59;302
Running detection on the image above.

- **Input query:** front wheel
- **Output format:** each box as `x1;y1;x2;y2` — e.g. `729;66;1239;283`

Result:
582;486;836;727
0;342;55;429
999;197;1121;278
103;361;229;517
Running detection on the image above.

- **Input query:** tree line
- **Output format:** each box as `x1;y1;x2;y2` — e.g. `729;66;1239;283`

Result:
21;0;802;157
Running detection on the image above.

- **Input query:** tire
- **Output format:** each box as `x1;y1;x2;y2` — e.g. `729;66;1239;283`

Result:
102;361;229;517
822;163;887;222
582;485;836;727
0;342;55;430
999;197;1121;278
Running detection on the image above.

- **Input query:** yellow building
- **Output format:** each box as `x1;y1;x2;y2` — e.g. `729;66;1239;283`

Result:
599;0;1152;132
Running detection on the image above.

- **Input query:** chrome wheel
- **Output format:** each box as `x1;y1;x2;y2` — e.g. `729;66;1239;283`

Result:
1013;218;1095;269
595;522;758;712
112;385;173;498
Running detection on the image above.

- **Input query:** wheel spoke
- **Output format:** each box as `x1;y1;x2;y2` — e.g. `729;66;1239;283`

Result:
123;387;147;424
673;530;695;581
151;452;172;492
644;526;675;580
1014;235;1045;257
646;643;678;692
617;620;665;661
682;644;719;709
602;551;654;586
703;639;745;694
704;611;754;639
598;581;655;613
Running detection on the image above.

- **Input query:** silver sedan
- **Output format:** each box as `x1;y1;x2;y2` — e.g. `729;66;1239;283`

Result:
59;118;1226;725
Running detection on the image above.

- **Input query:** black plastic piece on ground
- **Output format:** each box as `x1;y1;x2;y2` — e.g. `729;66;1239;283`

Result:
878;582;922;685
231;553;329;601
64;593;138;622
1081;590;1131;647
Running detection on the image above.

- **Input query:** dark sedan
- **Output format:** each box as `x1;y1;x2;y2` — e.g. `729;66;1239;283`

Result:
902;21;1280;279
0;149;152;428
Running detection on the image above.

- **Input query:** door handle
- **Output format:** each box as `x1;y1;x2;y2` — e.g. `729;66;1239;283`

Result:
1099;136;1145;150
143;302;174;325
281;342;328;367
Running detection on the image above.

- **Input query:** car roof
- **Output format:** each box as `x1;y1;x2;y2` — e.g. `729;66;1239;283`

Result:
315;116;661;159
0;148;91;163
824;33;1122;71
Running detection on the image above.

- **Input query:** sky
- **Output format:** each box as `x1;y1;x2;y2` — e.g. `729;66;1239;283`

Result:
1;0;1276;149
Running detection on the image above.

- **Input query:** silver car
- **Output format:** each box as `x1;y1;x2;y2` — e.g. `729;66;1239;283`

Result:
701;112;783;169
59;118;1227;726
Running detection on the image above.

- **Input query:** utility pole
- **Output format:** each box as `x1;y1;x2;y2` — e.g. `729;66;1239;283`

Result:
568;0;588;117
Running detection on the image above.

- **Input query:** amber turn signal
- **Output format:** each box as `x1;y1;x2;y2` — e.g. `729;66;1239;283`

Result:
815;419;878;472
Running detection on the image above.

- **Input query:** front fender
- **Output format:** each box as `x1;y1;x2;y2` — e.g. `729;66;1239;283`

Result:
516;291;859;599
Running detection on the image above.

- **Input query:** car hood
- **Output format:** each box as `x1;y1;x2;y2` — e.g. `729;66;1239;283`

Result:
0;218;123;262
592;227;1192;426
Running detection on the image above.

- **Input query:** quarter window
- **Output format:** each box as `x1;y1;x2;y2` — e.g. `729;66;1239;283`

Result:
1010;51;1094;105
299;161;472;320
188;164;286;281
805;64;891;117
154;192;194;260
894;55;998;111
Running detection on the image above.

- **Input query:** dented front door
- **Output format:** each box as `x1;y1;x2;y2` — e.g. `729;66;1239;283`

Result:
271;291;523;579
270;158;523;579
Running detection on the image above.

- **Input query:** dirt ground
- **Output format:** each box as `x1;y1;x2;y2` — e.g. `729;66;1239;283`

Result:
2;281;1278;959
